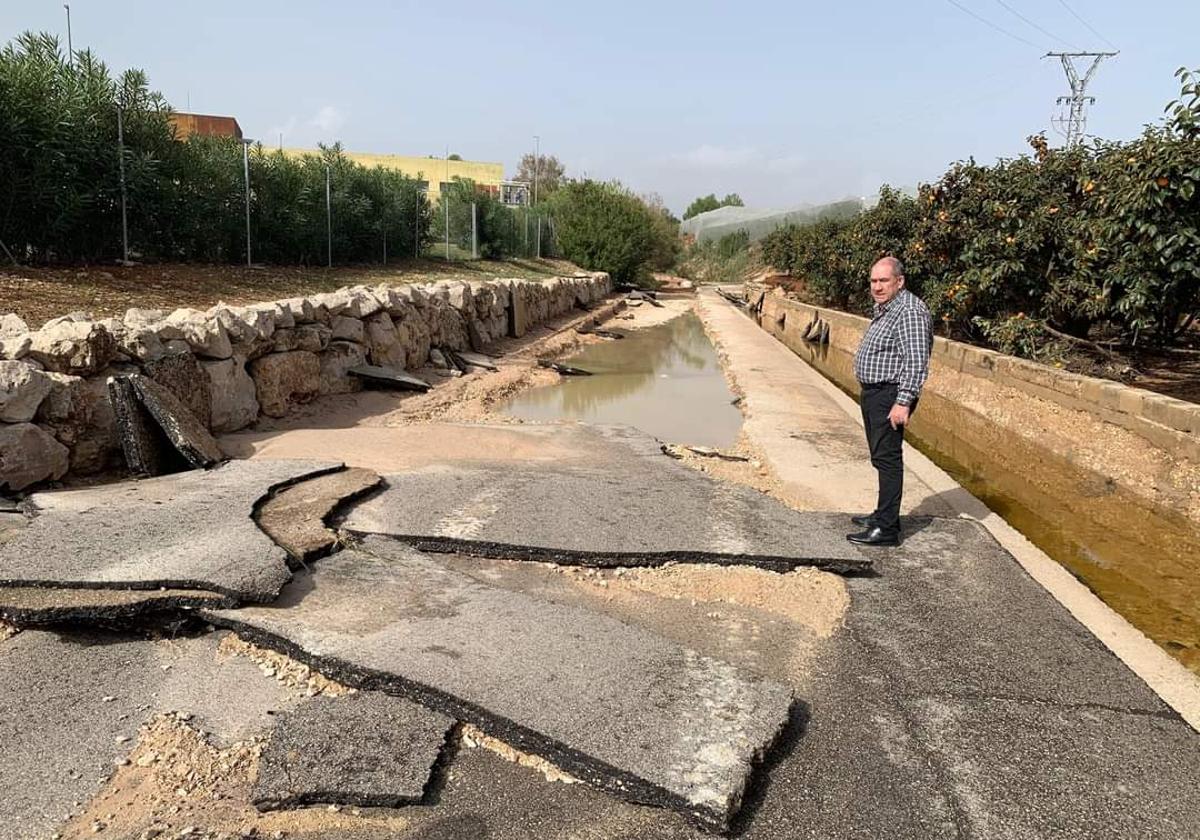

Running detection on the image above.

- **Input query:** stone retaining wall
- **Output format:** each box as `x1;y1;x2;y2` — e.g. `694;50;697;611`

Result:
0;272;610;491
749;285;1200;524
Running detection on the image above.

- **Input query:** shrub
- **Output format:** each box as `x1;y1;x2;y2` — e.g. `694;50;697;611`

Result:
549;180;660;285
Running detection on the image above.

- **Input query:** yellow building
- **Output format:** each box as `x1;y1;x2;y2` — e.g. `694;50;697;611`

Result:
279;149;520;202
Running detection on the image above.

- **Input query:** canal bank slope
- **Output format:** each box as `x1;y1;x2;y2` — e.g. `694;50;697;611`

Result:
696;287;1200;732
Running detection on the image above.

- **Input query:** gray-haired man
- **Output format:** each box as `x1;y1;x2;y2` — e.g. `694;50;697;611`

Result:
847;256;932;546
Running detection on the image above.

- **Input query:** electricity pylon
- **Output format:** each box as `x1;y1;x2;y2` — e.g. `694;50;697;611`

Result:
1045;51;1118;146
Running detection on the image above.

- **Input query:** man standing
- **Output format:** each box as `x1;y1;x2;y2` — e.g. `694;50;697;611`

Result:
848;256;933;546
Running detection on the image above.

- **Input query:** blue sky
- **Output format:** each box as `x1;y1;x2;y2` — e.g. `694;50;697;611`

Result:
3;0;1197;214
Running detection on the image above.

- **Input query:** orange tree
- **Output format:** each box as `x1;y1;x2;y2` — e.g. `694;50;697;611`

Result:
761;66;1200;356
1081;68;1200;343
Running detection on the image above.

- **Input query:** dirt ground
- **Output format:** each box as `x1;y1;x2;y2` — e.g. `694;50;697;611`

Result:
0;257;577;328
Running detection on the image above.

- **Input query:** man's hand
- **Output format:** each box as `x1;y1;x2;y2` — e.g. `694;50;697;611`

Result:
888;403;911;430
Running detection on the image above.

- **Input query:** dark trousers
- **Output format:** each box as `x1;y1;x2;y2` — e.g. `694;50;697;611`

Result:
859;382;910;536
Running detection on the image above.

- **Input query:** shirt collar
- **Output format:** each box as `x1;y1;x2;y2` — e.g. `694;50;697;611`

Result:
874;288;908;317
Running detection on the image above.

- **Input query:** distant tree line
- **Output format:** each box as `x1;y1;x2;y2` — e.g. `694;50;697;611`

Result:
683;192;744;220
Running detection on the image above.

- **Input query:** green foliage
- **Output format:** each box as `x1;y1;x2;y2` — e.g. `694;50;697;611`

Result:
682;192;744;220
677;230;757;285
642;194;682;272
760;68;1200;351
430;177;534;259
515;153;565;199
0;32;431;265
549;180;663;285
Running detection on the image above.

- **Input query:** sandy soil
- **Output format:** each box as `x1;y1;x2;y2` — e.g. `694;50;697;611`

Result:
58;714;415;840
217;635;355;698
0;258;577;329
566;563;849;639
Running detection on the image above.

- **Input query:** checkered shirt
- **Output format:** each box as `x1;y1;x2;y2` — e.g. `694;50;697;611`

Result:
852;288;933;406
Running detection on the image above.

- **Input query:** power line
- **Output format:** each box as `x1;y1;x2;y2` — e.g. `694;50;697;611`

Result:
1055;0;1119;51
943;0;1044;50
992;0;1079;50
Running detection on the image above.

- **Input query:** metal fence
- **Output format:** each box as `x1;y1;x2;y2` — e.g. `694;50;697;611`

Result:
422;194;557;262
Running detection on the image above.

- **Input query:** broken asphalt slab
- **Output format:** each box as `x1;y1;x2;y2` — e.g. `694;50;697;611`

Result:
348;364;431;392
127;373;224;468
0;628;307;840
0;584;225;624
256;466;382;565
203;536;795;832
341;426;868;572
253;691;454;810
108;375;187;477
0;458;342;602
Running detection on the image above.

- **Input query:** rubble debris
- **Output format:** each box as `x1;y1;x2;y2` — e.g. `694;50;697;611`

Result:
347;364;431;392
536;359;593;377
204;538;795;833
0;585;225;624
459;722;578;785
255;467;382;565
253;691;454;810
0;459;342;602
662;444;752;463
217;634;354;697
450;350;499;371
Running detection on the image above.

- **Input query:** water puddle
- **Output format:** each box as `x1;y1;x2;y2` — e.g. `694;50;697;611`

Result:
505;311;743;448
787;337;1200;675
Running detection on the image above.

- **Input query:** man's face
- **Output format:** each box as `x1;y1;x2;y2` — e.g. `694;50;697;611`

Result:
869;263;904;305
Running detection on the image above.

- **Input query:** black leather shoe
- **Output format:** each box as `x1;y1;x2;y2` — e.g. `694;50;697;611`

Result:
847;526;899;547
850;514;875;527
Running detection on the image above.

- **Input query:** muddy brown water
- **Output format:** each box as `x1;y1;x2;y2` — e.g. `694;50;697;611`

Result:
505;311;743;449
788;338;1200;675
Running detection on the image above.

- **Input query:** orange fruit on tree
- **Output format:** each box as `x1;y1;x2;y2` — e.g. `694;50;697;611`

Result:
1156;176;1170;187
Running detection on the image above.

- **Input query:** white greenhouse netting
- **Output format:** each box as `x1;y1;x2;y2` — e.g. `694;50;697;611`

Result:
679;197;869;243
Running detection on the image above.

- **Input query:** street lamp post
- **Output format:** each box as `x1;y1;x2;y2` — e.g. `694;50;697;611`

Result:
116;101;130;265
325;165;332;268
533;135;540;259
241;138;253;267
64;4;73;67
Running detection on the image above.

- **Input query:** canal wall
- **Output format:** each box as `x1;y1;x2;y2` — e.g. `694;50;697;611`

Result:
0;272;611;491
749;286;1200;519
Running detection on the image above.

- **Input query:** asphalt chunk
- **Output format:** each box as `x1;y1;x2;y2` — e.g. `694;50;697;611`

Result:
256;467;382;565
253;691;454;810
0;459;342;602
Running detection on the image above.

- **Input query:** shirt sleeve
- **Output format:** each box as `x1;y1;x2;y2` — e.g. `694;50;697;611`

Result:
894;306;932;406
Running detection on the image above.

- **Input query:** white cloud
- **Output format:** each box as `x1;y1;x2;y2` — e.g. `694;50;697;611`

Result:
674;144;761;169
310;105;346;134
670;144;807;175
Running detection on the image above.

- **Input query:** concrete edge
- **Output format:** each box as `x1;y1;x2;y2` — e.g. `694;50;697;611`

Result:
701;289;1200;733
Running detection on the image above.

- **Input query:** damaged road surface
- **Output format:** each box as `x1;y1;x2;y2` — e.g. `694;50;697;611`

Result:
343;427;869;573
253;691;454;811
0;459;342;603
204;536;795;832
